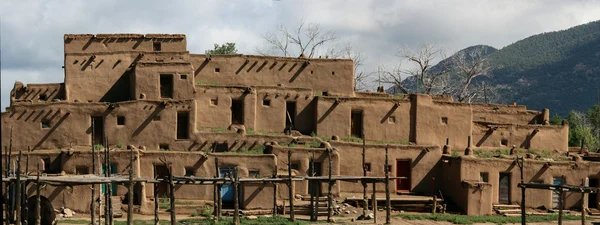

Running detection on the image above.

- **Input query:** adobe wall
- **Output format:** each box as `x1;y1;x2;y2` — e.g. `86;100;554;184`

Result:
330;142;442;194
315;97;412;141
64;34;186;54
11;82;65;104
472;122;569;151
190;54;355;96
133;62;195;100
456;157;600;210
415;95;473;150
441;156;494;215
472;108;543;125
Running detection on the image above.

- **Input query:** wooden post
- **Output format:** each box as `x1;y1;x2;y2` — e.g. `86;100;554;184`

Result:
7;127;14;224
558;189;564;225
127;149;134;225
385;145;391;224
327;148;333;222
24;149;30;225
517;156;525;225
309;153;315;221
582;178;589;225
273;166;278;217
169;164;175;225
432;196;437;214
36;163;41;225
372;183;377;224
105;137;111;225
214;157;221;221
287;149;295;222
153;164;159;225
15;151;22;225
91;121;96;225
233;167;240;225
362;138;368;217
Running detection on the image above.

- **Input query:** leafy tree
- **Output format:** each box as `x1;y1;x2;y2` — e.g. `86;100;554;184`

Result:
206;43;238;55
566;105;600;150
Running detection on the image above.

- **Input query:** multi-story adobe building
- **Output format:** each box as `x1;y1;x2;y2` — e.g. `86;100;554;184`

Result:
2;34;598;216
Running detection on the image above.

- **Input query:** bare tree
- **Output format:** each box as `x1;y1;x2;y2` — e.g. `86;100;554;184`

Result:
256;20;338;58
380;43;449;95
451;51;492;102
338;43;372;91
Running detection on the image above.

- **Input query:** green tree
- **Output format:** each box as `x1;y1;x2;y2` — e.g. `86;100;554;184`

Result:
566;106;600;150
206;42;238;55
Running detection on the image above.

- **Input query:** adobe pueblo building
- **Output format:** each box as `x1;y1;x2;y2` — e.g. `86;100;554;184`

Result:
2;34;599;218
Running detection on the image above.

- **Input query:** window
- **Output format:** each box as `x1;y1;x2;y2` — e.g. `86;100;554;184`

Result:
76;166;89;175
210;98;218;106
214;143;228;152
159;144;169;151
39;93;48;101
388;116;396;124
117;116;126;126
231;99;244;125
177;112;189;140
215;68;220;73
441;117;448;125
290;163;299;171
351;110;363;138
331;71;335;75
249;170;260;178
501;139;508;146
160;74;173;98
262;99;271;106
180;74;187;80
480;172;489;183
153;115;161;121
310;70;314;74
185;167;195;176
153;42;161;51
41;119;51;129
322;91;329;96
364;163;371;172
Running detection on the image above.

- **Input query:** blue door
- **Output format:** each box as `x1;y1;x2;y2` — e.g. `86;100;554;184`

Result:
220;168;234;201
102;164;118;196
552;177;563;209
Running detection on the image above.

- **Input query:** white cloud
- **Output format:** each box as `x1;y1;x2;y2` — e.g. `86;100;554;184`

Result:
1;0;599;110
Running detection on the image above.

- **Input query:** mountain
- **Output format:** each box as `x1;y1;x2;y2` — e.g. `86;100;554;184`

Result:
396;20;600;116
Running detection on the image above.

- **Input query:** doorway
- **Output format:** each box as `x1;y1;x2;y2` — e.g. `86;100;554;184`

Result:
308;162;323;196
101;164;118;196
396;160;411;193
231;99;244;125
160;74;173;98
499;173;511;204
552;177;564;209
91;116;104;146
590;179;599;209
154;165;170;198
351;110;363;138
176;111;189;140
219;167;241;209
285;101;296;132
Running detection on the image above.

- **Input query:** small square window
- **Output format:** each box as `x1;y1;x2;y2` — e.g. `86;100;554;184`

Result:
117;116;125;125
501;139;508;146
213;143;228;152
215;68;220;73
331;71;335;75
180;74;187;79
441;117;448;125
210;98;218;106
249;170;260;178
76;166;89;175
386;165;392;173
388;116;396;124
159;144;169;151
310;70;314;74
480;172;489;182
41;119;51;128
39;94;48;101
153;115;161;121
364;163;371;172
263;99;271;106
322;91;328;96
291;163;299;171
185;167;195;176
153;42;161;51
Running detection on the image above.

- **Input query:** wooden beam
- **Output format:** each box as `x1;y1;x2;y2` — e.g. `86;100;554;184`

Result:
385;145;391;224
15;151;22;225
36;163;41;225
362;138;368;218
153;164;159;225
272;166;277;217
287;149;295;222
327;148;333;223
127;149;134;225
233;167;240;225
169;164;175;225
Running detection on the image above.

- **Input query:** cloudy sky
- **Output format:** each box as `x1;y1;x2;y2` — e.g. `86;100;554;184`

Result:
1;0;599;110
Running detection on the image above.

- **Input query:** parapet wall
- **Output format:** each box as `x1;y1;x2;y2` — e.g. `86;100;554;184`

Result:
64;34;186;54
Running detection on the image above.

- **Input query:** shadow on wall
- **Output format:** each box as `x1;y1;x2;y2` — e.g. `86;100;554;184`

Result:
33;112;71;151
132;104;165;137
380;103;399;124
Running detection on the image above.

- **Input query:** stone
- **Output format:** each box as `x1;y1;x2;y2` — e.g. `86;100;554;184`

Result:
365;213;374;219
352;210;357;214
62;208;74;218
246;215;257;219
344;210;350;214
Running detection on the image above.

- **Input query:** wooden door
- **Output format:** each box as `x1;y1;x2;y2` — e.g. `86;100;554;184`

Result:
396;160;411;192
499;173;510;204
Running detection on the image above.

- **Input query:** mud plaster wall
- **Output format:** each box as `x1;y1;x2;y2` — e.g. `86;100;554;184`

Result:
1;100;197;151
415;95;473;150
190;54;355;96
270;146;340;197
331;142;442;194
254;88;314;134
194;86;257;130
441;157;494;215
11;83;65;104
457;157;600;210
472;123;569;151
315;97;412;141
64;34;186;54
133;62;194;101
472;109;542;125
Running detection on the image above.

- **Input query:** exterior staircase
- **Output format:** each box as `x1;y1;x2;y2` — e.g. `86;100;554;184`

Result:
493;204;521;216
284;196;330;216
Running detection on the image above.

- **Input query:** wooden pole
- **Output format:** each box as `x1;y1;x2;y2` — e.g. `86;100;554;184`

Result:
309;152;315;221
362;138;368;218
385;145;391;224
558;175;566;225
233;167;240;225
169;164;176;225
214;157;221;221
273;166;278;217
91;119;96;225
372;183;377;224
582;178;589;225
7;127;14;224
287;149;295;222
153;164;159;225
24;149;30;225
517;157;525;225
36;163;41;225
15;151;22;225
127;149;134;225
327;148;333;223
105;137;111;225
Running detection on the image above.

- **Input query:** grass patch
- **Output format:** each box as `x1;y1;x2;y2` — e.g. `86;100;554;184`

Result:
474;148;511;158
342;136;363;143
371;139;410;145
527;148;553;158
396;213;585;225
200;205;213;217
451;150;460;157
210;128;230;133
196;80;219;85
246;129;286;136
93;144;104;150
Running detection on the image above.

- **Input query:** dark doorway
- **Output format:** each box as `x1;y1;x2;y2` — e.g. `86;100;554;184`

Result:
177;112;189;140
351;110;363;138
91;116;104;146
499;173;511;204
396;160;411;193
590;179;599;209
285;101;296;132
155;165;170;198
160;74;173;99
219;167;242;209
122;182;143;206
231;99;244;125
309;162;323;195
